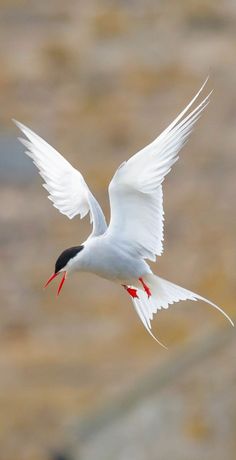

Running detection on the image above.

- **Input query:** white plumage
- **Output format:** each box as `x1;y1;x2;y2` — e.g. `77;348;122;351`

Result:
15;121;107;236
14;79;234;347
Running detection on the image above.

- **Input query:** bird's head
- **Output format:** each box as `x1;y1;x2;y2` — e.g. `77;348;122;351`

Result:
44;245;84;295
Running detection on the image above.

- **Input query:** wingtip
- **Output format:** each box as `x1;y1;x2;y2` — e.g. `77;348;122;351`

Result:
199;76;213;102
12;118;19;126
195;77;213;105
12;118;24;131
200;75;210;92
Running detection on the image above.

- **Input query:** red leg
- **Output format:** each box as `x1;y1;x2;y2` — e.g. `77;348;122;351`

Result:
139;277;151;298
123;285;139;299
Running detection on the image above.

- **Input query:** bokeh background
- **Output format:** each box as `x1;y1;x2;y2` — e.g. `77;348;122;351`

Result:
0;1;236;459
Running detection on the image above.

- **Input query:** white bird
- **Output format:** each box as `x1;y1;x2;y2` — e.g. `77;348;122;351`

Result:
14;79;234;347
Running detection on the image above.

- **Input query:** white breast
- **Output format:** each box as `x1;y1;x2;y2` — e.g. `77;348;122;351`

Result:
72;235;151;283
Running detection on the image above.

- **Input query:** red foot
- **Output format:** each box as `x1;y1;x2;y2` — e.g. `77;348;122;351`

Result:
139;277;151;298
123;285;139;299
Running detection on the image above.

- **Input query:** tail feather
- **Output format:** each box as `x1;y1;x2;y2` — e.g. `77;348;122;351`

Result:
132;290;168;349
130;274;234;346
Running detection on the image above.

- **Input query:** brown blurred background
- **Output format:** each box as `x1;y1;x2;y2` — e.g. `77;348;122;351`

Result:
0;1;236;459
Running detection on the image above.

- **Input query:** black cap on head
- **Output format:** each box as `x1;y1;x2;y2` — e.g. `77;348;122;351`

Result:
55;245;84;273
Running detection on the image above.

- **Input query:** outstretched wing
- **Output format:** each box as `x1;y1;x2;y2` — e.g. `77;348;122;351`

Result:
107;80;211;261
14;120;107;237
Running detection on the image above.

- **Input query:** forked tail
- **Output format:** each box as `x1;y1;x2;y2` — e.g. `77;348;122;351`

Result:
130;274;234;348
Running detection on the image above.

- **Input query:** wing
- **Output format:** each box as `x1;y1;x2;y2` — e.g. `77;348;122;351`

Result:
14;120;107;237
107;79;212;261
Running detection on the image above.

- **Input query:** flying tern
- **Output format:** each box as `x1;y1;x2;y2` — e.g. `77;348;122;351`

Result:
14;80;234;347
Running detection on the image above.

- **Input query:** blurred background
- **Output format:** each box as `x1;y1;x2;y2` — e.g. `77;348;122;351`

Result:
0;1;236;459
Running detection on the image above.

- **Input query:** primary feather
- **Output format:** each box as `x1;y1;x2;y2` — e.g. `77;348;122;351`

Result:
13;120;107;237
107;78;211;261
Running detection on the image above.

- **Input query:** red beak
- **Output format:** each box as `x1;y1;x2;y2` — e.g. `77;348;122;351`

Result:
44;272;67;296
44;272;59;287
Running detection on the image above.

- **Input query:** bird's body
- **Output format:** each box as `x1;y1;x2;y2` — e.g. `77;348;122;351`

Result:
14;79;234;346
69;234;151;283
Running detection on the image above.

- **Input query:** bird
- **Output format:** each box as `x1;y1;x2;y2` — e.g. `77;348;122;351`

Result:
14;79;234;347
